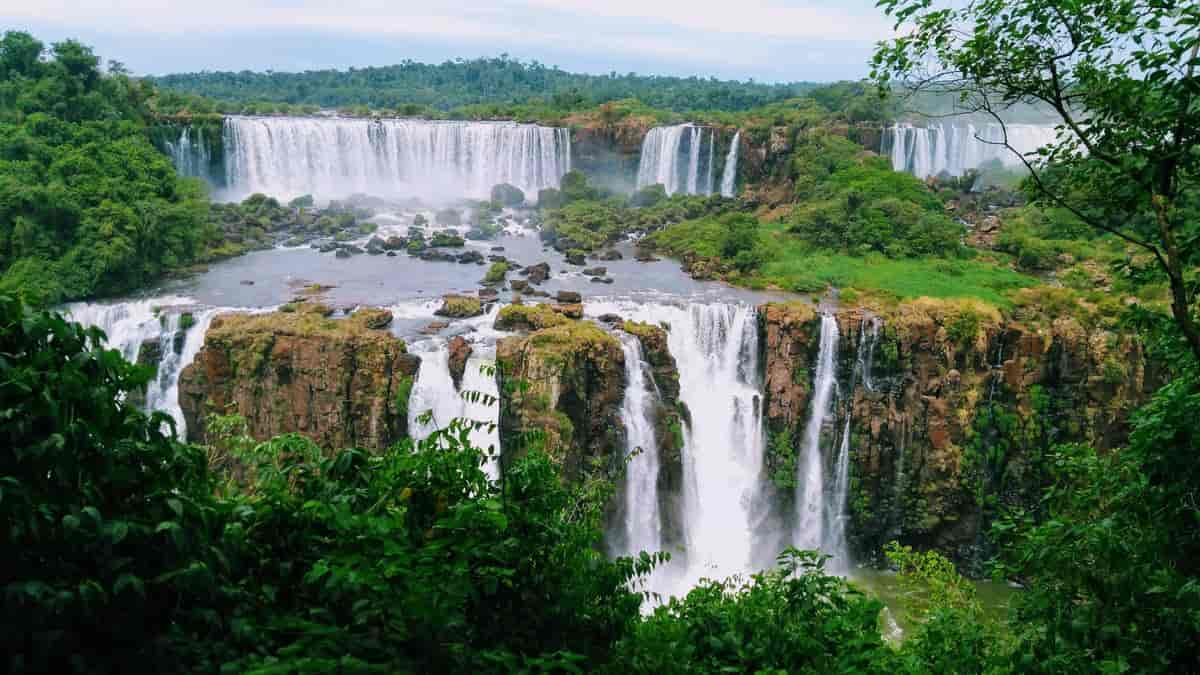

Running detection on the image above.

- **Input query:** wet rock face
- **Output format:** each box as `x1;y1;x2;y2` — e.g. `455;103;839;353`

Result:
496;319;625;482
758;299;1154;572
179;308;420;451
447;336;472;390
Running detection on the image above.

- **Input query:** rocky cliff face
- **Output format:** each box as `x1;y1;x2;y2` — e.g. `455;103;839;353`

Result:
496;319;626;481
760;298;1154;572
570;121;649;194
179;307;420;451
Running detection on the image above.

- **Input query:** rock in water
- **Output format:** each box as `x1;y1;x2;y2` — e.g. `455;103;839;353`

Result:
525;262;551;284
434;294;485;318
447;336;473;390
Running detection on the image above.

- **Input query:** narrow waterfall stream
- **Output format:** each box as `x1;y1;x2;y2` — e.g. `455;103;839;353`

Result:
794;314;839;552
408;341;501;479
144;309;219;436
720;131;740;197
66;298;219;440
824;318;882;570
612;334;663;559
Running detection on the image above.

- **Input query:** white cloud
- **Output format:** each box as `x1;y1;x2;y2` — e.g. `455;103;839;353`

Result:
0;0;891;79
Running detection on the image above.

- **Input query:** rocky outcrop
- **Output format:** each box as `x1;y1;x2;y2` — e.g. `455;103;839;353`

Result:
759;298;1155;573
496;319;625;482
179;306;420;451
434;294;484;318
494;303;570;332
569;121;651;193
447;336;472;390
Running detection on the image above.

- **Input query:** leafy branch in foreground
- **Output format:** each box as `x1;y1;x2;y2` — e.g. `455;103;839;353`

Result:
872;0;1200;361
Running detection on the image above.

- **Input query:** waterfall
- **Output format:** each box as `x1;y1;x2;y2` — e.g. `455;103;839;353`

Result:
824;317;881;570
885;122;1058;179
636;124;716;196
586;301;770;597
144;309;219;438
64;297;216;440
720;131;740;197
612;334;663;558
222;116;571;202
794;314;839;552
407;342;501;479
163;126;213;182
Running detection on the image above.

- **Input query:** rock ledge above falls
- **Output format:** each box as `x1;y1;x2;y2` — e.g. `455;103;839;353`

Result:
179;306;419;451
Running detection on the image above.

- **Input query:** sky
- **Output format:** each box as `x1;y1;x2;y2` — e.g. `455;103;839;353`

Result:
0;0;896;82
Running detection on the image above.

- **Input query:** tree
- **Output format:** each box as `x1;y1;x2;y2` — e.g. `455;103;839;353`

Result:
872;0;1200;361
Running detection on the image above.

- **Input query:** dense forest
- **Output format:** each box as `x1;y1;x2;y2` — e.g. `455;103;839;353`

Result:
0;32;211;306
150;56;817;114
4;0;1200;670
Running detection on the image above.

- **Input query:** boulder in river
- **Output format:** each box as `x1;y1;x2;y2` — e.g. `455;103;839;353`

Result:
434;294;484;318
524;262;551;284
447;335;473;390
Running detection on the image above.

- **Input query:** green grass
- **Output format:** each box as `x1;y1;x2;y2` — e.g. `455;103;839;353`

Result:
656;219;1037;308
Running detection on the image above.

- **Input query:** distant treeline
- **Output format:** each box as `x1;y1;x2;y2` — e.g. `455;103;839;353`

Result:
149;55;821;114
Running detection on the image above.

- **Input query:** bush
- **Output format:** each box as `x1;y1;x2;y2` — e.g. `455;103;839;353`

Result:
610;549;897;673
490;183;525;207
629;184;667;208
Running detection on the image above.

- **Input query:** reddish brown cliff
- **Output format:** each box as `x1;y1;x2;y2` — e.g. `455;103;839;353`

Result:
179;306;420;451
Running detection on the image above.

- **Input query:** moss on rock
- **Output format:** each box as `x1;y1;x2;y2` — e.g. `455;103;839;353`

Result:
435;294;484;318
494;303;570;332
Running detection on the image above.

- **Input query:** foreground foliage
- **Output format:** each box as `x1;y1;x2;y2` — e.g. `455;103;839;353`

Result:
5;273;1200;674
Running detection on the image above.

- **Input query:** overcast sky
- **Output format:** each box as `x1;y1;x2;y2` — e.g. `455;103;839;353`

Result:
1;1;895;82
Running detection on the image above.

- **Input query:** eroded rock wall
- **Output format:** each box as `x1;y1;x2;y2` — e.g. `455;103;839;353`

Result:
179;308;419;451
760;299;1155;571
496;319;626;481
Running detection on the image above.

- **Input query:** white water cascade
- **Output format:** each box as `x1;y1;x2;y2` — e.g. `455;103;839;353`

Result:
64;298;217;439
612;334;663;559
794;315;840;553
823;318;881;570
407;341;502;479
222;116;571;202
885;122;1058;179
163;126;213;182
720;131;740;197
636;124;717;196
587;301;770;598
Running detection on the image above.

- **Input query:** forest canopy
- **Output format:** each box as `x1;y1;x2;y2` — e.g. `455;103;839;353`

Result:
150;55;820;114
0;31;210;306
